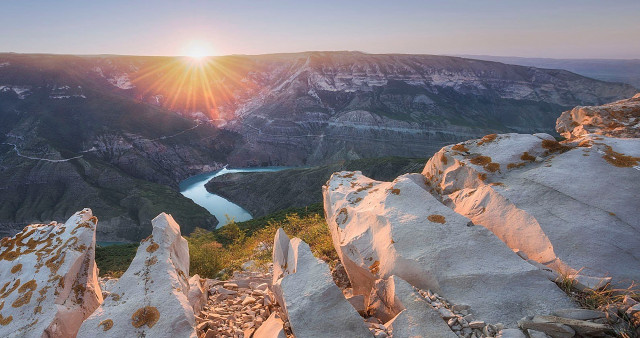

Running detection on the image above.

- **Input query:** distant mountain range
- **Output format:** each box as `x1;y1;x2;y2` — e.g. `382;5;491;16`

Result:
0;51;636;241
457;55;640;88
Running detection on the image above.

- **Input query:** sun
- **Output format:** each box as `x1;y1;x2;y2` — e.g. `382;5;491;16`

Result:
183;40;214;61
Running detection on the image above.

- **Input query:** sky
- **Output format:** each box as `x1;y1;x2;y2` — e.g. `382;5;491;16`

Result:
1;0;639;59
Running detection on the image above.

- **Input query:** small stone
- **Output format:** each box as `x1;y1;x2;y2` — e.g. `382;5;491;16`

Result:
452;304;470;312
223;282;239;289
439;308;456;319
242;296;256;306
496;329;527;338
469;320;485;329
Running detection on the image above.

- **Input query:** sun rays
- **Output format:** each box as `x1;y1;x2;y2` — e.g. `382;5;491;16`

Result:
128;54;258;123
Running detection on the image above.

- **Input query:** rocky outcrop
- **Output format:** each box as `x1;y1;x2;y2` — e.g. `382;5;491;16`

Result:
272;228;372;337
323;171;574;327
421;131;640;286
557;93;640;139
77;213;196;338
0;209;102;338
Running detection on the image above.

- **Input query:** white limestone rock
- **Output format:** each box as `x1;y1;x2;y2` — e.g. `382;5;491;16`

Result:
323;171;574;327
77;213;196;338
272;228;372;337
556;93;640;139
0;208;102;338
253;312;286;338
422;131;640;286
370;276;456;338
188;274;206;314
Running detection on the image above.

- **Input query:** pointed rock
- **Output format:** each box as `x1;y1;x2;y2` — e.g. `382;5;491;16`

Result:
0;209;102;338
272;229;372;337
77;213;196;338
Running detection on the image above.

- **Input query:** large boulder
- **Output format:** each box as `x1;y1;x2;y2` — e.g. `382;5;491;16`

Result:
77;213;196;338
422;129;640;286
323;171;574;327
272;228;372;337
0;208;102;338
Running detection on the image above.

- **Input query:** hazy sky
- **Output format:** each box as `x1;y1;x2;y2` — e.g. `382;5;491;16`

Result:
2;0;639;58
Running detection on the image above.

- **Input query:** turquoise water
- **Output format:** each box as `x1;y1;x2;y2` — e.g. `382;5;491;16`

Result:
179;167;290;228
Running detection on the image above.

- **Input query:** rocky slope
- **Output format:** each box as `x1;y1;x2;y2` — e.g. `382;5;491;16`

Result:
205;157;426;218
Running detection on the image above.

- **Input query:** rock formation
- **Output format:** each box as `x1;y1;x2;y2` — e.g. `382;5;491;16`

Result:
323;171;574;327
0;209;102;338
421;121;640;286
557;93;640;139
272;228;372;337
322;93;640;337
77;213;197;338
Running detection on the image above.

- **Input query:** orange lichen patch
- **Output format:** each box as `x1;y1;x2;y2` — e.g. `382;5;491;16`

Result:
478;173;487;181
18;280;37;293
145;256;158;266
11;264;22;274
578;139;592;147
507;162;526;170
441;153;448;165
11;291;33;308
452;144;469;152
141;235;153;243
146;242;159;253
110;293;121;301
389;188;401;195
485;162;500;172
33;306;42;314
71;220;95;234
342;172;355;178
99;319;114;331
355;183;374;193
469;155;492;166
369;261;380;275
131;306;160;328
520;152;536;162
72;284;86;304
601;145;640;167
45;250;66;274
541;139;571;153
490;182;505;186
0;313;12;326
609;212;616;216
1;247;21;261
351;197;363;204
336;208;349;225
1;280;20;298
477;134;498;145
427;214;446;224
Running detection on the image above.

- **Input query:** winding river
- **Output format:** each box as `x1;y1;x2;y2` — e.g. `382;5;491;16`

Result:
179;167;290;228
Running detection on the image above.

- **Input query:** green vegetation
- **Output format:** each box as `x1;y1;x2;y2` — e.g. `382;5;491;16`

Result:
95;243;139;277
188;203;334;279
95;203;334;279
